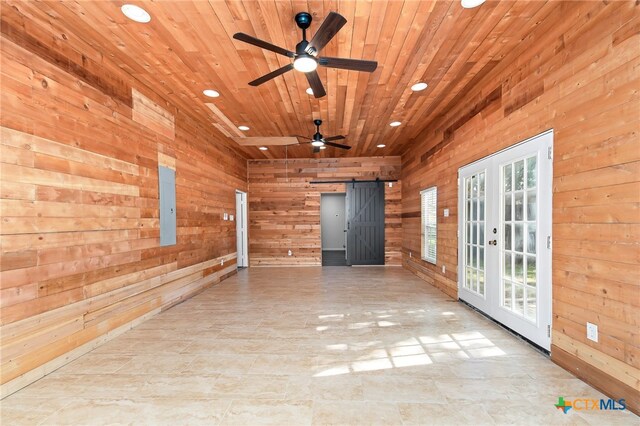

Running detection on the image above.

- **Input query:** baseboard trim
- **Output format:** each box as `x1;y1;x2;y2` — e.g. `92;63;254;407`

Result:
0;262;237;399
551;345;639;416
0;308;159;399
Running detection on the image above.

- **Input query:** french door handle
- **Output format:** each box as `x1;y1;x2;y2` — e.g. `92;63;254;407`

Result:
488;239;497;246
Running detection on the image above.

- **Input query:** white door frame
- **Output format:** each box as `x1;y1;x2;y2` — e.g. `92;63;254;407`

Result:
458;130;553;350
235;190;249;268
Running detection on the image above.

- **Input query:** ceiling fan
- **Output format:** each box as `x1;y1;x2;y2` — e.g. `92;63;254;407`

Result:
296;119;351;153
233;11;377;98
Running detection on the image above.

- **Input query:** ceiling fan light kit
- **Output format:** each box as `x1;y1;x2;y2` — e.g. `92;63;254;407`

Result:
293;54;318;73
233;11;378;99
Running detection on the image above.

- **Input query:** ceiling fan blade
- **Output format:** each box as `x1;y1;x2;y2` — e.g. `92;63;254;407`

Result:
306;12;347;56
313;147;321;154
233;33;295;58
319;56;377;72
324;135;345;142
294;135;312;143
249;64;294;86
324;141;351;150
305;70;326;98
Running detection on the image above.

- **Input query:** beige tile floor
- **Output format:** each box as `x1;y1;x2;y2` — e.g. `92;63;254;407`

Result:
2;267;637;425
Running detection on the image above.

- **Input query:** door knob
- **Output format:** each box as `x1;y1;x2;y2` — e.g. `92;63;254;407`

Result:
488;239;497;245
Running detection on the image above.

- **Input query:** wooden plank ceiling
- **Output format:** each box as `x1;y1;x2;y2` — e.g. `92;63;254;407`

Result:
6;0;553;159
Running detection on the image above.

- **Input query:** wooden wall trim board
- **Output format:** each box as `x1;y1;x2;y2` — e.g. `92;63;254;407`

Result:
552;343;640;416
248;157;401;266
401;1;640;414
0;258;237;398
1;6;247;396
0;307;161;399
553;333;639;392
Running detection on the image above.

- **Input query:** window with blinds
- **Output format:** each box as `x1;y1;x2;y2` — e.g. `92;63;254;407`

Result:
421;187;437;264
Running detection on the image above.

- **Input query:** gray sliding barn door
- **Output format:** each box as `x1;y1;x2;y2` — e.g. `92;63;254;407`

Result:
346;181;385;265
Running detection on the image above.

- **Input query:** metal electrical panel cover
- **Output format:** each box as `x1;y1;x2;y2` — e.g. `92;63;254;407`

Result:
158;166;176;246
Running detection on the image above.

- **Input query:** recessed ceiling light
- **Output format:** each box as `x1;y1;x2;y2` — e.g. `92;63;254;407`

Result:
121;4;151;23
461;0;486;9
319;146;327;150
411;82;428;92
389;121;401;127
203;89;220;98
259;146;268;151
306;88;314;95
238;125;250;131
377;144;386;148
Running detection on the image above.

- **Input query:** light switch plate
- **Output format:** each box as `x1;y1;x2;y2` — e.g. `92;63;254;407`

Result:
230;215;234;221
587;322;598;342
223;213;228;220
444;208;449;217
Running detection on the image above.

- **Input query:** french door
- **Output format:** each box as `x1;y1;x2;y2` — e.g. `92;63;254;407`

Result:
458;130;553;350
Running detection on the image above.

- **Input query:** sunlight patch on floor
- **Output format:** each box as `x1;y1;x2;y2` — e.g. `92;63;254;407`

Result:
314;331;505;377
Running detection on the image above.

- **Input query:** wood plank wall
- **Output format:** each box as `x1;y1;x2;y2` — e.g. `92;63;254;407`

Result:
248;157;401;266
400;1;639;413
0;11;247;396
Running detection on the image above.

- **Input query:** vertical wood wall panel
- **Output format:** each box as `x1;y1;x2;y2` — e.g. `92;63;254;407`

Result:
248;157;401;266
0;10;247;396
401;1;640;413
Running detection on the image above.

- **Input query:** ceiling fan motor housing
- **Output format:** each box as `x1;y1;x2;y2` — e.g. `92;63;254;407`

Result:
295;12;312;30
295;40;310;55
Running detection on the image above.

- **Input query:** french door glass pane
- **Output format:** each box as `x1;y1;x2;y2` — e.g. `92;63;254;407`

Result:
501;155;538;323
463;171;486;296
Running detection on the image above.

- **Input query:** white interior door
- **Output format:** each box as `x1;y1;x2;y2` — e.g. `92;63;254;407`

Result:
235;191;249;268
458;130;553;350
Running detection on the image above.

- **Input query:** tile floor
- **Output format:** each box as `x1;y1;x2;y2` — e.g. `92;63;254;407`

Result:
1;267;637;425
